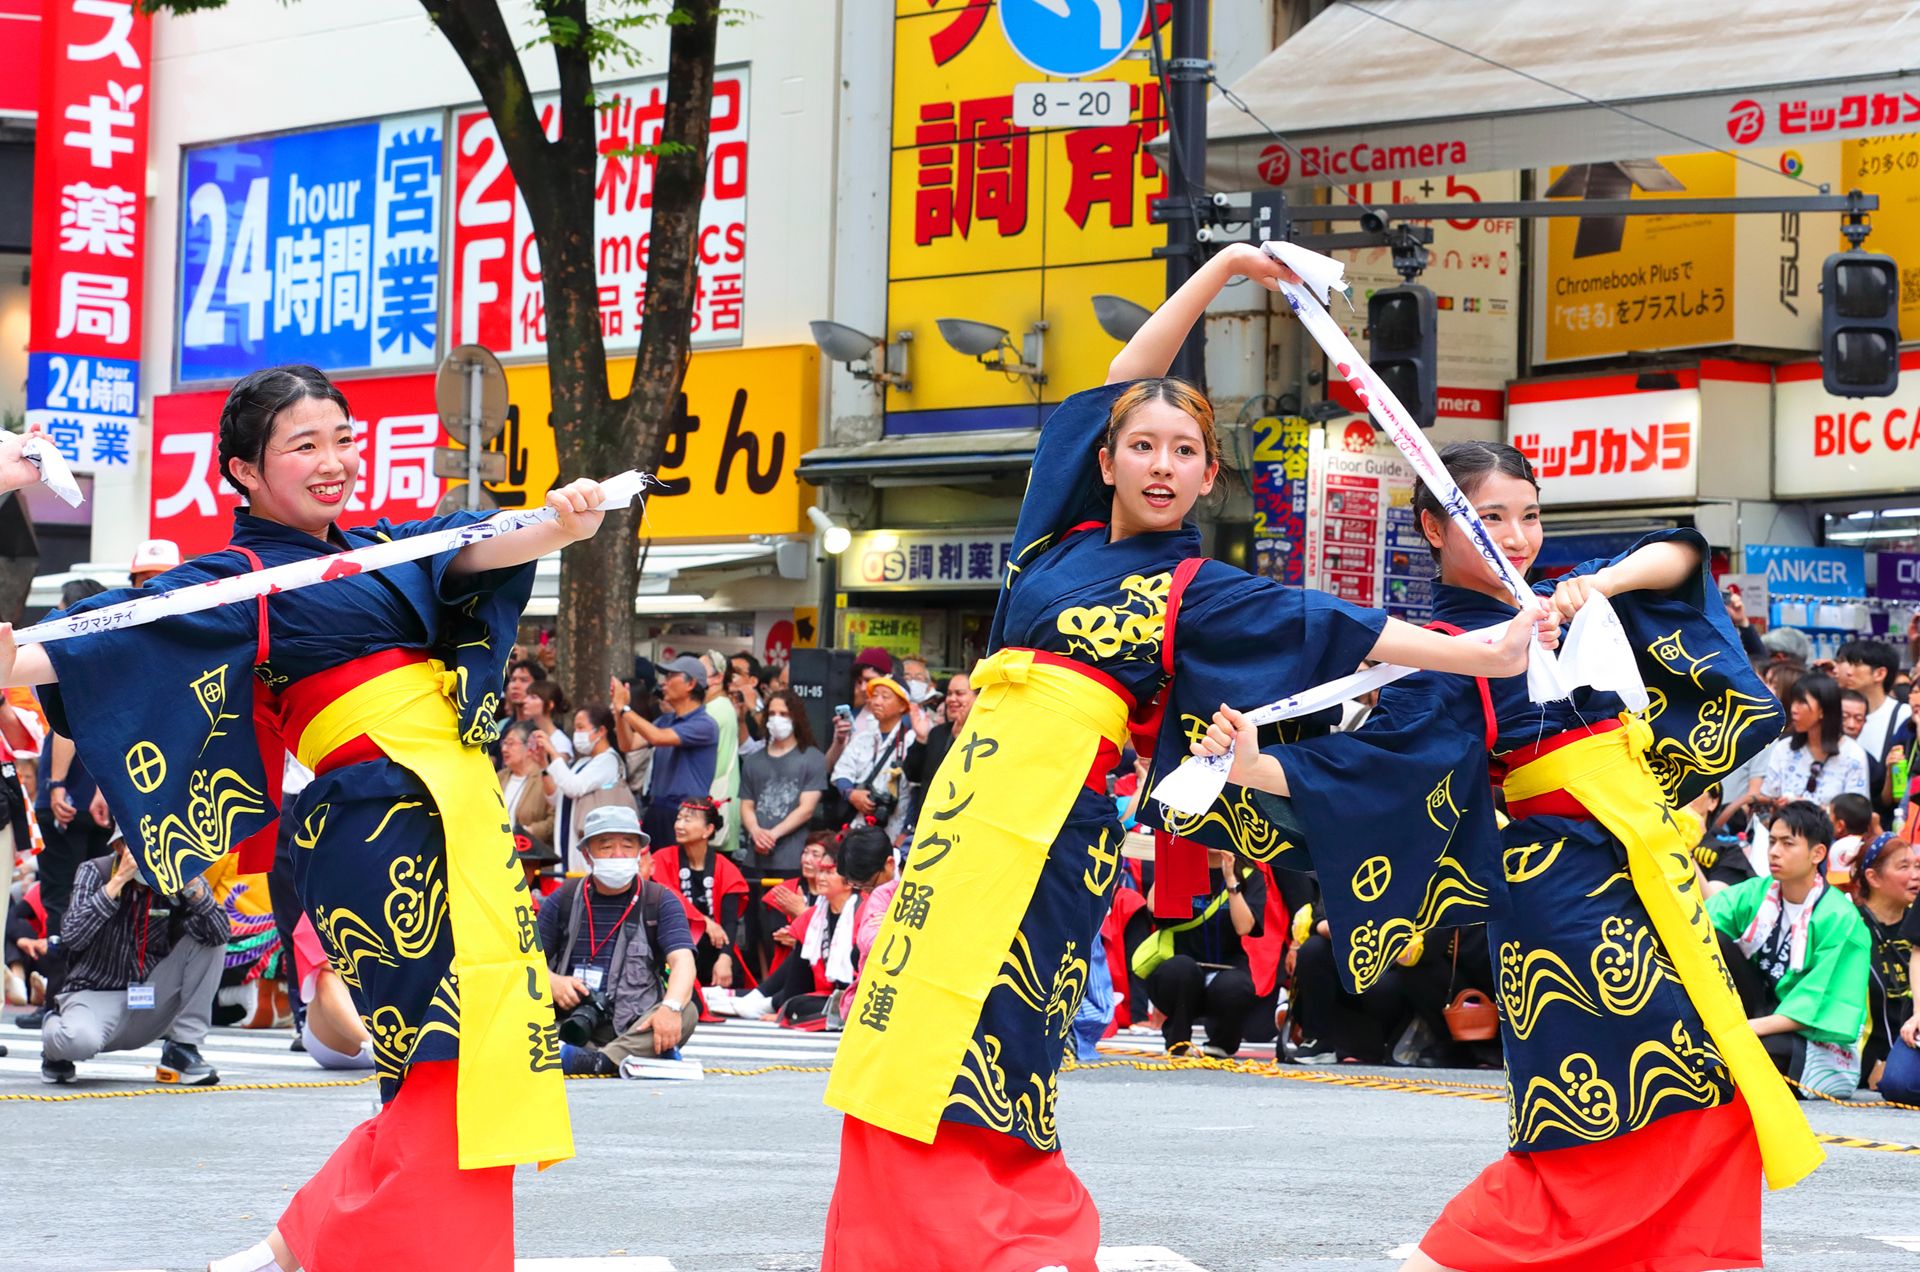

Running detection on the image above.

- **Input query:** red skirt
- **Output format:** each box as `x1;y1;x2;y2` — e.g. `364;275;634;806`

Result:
1421;1093;1763;1272
278;1060;515;1272
823;1116;1101;1272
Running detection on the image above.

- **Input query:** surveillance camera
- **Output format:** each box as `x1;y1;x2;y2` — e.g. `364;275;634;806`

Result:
1359;209;1387;235
1196;226;1214;244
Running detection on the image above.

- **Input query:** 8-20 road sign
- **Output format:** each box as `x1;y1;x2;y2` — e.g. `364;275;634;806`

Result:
1010;80;1131;129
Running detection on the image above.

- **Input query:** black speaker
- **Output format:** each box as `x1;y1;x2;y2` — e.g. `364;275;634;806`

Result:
787;647;854;746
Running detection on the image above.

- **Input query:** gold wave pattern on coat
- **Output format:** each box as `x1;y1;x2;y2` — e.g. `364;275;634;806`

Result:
416;971;463;1053
292;802;331;851
1162;787;1291;862
1591;915;1677;1016
1344;855;1493;992
366;1004;420;1084
313;903;398;991
138;767;270;895
385;853;449;961
1510;1053;1621;1145
1498;941;1603;1039
1646;688;1779;802
946;1034;1017;1135
1625;1021;1727;1131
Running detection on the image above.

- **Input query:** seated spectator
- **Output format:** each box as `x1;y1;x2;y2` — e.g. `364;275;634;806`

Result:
539;703;634;870
537;805;697;1078
1755;673;1870;814
515;829;563;901
39;831;230;1086
498;720;556;850
837;827;898;999
728;842;855;1026
1132;848;1264;1059
6;880;48;1006
737;690;827;980
1707;800;1870;1099
1852;833;1918;1091
652;797;748;990
1840;687;1889;822
287;915;372;1071
764;837;829;959
1827;792;1874;891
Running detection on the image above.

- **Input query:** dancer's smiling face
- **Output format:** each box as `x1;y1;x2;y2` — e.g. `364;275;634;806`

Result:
1099;399;1218;539
1423;470;1543;595
229;396;359;539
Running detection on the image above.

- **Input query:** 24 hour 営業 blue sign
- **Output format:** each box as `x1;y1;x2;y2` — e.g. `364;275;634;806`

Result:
177;112;442;382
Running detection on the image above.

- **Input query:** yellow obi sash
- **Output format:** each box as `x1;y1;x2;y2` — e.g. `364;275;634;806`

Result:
825;647;1131;1143
293;657;574;1171
1503;714;1822;1190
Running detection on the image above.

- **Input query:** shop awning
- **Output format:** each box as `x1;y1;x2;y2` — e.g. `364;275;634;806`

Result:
1204;0;1920;191
796;430;1038;484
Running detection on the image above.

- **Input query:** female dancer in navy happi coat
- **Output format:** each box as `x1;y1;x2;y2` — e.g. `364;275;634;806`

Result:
0;368;613;1272
821;247;1550;1272
1191;441;1822;1272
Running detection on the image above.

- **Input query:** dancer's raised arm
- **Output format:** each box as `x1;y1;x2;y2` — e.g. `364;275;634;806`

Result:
446;476;608;575
1544;537;1703;622
1107;243;1298;383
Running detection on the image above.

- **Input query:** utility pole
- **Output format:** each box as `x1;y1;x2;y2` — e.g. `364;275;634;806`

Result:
1161;0;1211;386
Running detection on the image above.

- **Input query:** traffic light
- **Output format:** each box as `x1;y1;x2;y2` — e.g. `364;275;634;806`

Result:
1821;250;1901;397
1368;284;1438;428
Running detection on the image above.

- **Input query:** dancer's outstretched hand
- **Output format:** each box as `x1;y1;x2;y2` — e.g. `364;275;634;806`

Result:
0;625;14;689
548;478;607;542
0;428;45;495
1194;703;1263;787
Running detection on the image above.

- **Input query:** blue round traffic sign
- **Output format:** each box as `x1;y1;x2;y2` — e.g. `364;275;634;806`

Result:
998;0;1148;79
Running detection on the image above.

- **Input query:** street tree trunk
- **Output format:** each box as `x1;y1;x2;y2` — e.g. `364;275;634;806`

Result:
424;0;721;703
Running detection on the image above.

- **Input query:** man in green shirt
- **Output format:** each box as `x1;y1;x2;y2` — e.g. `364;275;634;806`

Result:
1708;800;1870;1098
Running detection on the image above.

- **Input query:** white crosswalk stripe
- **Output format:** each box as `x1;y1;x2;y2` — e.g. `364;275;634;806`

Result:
0;1016;842;1086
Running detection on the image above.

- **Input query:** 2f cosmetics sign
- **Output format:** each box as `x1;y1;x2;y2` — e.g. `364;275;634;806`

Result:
26;1;152;474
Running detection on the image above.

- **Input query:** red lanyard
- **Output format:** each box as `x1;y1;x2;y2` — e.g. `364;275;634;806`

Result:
584;891;640;963
134;893;153;981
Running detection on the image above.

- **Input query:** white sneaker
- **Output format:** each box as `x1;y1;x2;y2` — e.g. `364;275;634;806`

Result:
207;1240;279;1272
731;990;771;1019
703;987;741;1016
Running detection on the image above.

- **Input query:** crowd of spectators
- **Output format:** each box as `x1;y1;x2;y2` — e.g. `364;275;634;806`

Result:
4;563;1916;1104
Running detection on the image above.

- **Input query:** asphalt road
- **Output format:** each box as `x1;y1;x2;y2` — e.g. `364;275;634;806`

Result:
2;1020;1916;1272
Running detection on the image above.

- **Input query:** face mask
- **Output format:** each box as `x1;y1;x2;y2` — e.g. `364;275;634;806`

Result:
766;714;794;741
907;679;935;704
591;857;640;888
572;729;596;754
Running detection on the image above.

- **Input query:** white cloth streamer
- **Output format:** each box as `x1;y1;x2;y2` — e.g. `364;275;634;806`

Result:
11;470;655;645
21;435;83;508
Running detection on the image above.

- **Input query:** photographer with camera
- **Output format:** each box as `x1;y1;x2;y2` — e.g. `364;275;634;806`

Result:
38;828;230;1085
536;806;698;1079
829;674;925;839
